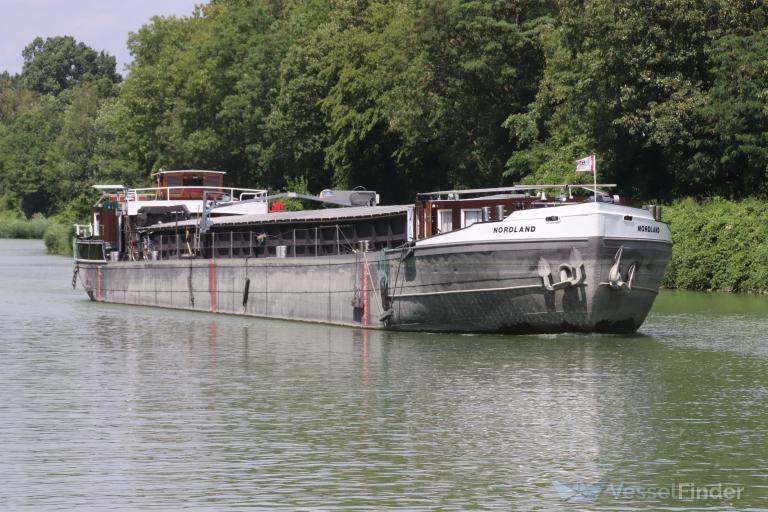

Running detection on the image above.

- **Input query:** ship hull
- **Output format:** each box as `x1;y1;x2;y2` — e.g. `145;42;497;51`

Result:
76;235;671;334
389;237;670;333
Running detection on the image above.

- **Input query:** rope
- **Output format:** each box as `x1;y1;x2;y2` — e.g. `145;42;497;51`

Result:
361;250;384;315
392;282;546;298
383;241;413;309
334;225;359;254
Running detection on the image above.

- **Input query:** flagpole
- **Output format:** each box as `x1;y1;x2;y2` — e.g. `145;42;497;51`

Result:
592;151;597;202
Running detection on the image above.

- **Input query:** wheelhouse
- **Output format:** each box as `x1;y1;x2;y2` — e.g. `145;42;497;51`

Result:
414;185;620;238
153;170;225;200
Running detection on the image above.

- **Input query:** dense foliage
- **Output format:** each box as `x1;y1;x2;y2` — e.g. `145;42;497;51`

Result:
0;213;72;255
0;1;766;225
663;199;768;292
0;214;51;239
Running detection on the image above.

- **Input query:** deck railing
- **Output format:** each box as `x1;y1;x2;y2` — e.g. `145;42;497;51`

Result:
97;186;268;206
126;186;268;202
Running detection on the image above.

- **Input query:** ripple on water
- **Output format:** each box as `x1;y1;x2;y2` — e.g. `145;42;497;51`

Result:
1;240;767;510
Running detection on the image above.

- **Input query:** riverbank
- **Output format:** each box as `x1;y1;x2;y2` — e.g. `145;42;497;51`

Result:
0;216;73;256
662;198;768;292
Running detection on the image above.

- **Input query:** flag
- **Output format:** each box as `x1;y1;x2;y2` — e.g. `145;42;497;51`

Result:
576;154;595;173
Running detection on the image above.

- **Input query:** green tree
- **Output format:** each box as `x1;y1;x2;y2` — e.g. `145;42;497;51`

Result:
0;95;63;215
20;36;120;96
309;0;554;200
205;0;294;187
417;0;555;189
118;1;292;187
504;0;767;199
264;6;336;193
117;13;204;175
43;84;101;210
90;97;144;187
317;1;428;200
688;27;768;197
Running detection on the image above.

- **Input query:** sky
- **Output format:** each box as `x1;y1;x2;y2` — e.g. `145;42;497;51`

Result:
0;0;207;76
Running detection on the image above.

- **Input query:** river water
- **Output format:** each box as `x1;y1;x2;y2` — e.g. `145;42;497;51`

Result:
1;238;767;510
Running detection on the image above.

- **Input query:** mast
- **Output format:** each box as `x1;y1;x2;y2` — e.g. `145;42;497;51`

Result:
592;151;597;203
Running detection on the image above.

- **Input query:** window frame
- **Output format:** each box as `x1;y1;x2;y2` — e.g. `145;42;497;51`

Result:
437;209;453;233
461;208;483;228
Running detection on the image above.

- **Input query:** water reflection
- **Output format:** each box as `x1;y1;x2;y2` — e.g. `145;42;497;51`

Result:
1;240;768;509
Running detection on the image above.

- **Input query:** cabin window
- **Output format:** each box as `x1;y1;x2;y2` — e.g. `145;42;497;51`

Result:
437;209;453;233
76;241;105;262
461;208;483;227
165;175;182;188
183;175;204;187
204;174;222;187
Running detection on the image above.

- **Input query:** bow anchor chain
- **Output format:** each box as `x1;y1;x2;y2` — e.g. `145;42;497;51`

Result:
71;265;79;289
538;248;587;291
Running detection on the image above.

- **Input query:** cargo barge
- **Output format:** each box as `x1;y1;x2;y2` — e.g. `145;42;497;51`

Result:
73;170;672;333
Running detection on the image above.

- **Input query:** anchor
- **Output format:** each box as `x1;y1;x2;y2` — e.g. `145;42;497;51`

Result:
538;248;586;292
608;246;637;292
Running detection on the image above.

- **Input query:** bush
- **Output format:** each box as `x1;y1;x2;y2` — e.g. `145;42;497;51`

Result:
0;213;74;255
43;223;74;256
0;209;79;255
662;198;768;292
0;214;52;239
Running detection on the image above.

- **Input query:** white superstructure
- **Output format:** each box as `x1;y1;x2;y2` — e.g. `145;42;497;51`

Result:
417;202;671;247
